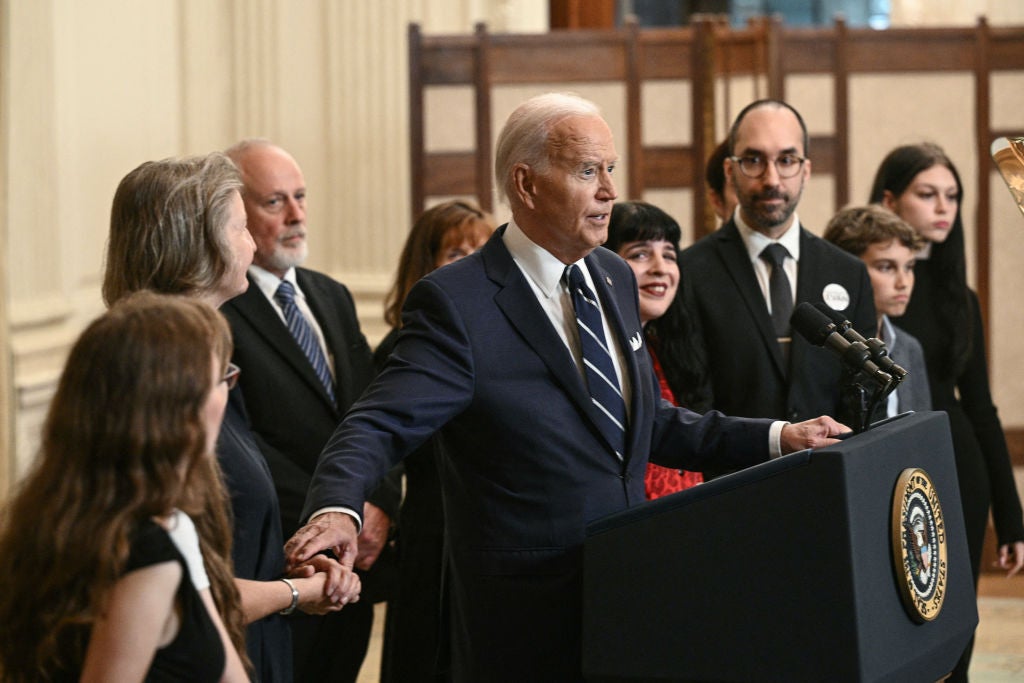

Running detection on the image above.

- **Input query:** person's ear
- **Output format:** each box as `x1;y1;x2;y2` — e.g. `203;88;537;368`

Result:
707;189;726;218
511;164;537;209
880;189;897;211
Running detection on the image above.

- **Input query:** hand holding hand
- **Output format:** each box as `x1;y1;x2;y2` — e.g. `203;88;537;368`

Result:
288;555;362;614
285;512;359;576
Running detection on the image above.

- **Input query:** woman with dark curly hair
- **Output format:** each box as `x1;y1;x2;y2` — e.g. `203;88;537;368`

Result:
604;200;710;498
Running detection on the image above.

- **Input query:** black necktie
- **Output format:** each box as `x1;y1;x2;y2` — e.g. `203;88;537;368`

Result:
566;264;626;460
760;243;793;340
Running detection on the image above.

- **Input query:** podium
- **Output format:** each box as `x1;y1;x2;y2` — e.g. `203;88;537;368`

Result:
582;411;977;682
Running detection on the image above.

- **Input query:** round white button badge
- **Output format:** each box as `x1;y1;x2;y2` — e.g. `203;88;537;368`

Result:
822;283;850;311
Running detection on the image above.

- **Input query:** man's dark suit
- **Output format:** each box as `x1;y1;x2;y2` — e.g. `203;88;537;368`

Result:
222;267;399;682
302;228;776;681
679;219;876;423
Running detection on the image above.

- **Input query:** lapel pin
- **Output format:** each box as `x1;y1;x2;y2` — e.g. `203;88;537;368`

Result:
605;275;612;286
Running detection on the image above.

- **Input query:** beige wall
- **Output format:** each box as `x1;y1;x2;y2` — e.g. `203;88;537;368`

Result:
2;0;1023;491
0;0;547;485
891;0;1024;25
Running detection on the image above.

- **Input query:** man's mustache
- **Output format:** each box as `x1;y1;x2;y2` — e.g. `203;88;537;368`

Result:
754;189;787;202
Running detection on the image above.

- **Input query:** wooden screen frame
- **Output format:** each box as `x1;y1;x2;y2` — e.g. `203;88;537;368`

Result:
408;16;1024;333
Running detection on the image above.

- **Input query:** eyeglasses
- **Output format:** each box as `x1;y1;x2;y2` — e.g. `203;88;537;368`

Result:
222;362;241;390
729;154;807;179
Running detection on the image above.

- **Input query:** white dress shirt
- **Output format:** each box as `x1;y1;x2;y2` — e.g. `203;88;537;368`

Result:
734;212;802;318
248;264;336;380
502;218;632;419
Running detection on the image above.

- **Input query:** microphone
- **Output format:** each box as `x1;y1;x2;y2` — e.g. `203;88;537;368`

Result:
811;303;908;383
790;302;895;390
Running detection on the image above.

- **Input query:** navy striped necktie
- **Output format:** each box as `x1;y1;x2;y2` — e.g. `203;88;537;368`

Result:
566;264;626;460
274;280;336;404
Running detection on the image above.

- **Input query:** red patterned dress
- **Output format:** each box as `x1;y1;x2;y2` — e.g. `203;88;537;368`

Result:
646;346;704;499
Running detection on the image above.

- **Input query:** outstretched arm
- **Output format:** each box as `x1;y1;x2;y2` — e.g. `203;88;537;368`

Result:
235;554;361;622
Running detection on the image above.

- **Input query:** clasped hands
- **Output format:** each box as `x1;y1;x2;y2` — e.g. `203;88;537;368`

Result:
285;512;362;609
284;500;393;611
286;552;361;615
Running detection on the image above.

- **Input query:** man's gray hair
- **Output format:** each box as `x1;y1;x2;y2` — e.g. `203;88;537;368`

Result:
494;93;602;205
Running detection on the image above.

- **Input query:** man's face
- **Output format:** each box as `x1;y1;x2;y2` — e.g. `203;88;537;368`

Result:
519;115;618;264
728;106;810;238
236;145;309;277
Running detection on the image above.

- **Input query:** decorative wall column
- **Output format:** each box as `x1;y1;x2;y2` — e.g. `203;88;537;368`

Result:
5;0;68;481
0;0;548;490
0;0;11;494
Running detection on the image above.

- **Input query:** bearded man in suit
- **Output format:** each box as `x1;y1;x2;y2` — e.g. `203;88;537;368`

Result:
221;139;398;683
680;100;876;430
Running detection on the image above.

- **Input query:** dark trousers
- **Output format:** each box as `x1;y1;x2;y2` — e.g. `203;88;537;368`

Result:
289;600;374;683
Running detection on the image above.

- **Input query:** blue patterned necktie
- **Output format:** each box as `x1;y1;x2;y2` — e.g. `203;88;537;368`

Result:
273;280;336;404
566;264;626;460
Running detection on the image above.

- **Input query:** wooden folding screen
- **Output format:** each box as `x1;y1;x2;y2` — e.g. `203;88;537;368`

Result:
408;16;1024;326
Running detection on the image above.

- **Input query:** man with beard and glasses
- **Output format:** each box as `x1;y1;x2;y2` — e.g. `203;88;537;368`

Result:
221;139;400;682
679;100;875;448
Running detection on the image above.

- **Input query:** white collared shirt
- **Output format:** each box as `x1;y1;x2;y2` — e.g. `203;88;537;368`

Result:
248;264;336;380
502;219;632;418
732;215;800;456
735;213;802;317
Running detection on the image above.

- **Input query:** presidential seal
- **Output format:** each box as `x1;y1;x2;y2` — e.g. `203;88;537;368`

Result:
891;468;947;623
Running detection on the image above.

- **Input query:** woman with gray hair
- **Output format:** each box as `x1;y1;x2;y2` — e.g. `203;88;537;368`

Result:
103;152;361;682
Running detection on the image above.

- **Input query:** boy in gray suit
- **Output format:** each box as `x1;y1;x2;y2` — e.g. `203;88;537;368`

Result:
823;204;932;415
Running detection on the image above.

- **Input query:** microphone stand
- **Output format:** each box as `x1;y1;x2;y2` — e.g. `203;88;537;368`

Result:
829;320;902;433
839;346;903;433
838;366;886;434
789;303;902;434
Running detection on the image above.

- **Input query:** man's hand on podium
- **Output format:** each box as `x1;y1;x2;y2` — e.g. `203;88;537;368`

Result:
780;415;848;454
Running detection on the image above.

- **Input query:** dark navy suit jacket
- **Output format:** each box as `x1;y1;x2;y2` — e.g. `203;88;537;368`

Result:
303;228;774;681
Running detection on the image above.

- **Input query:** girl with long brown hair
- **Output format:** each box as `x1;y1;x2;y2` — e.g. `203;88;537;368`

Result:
0;293;248;681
